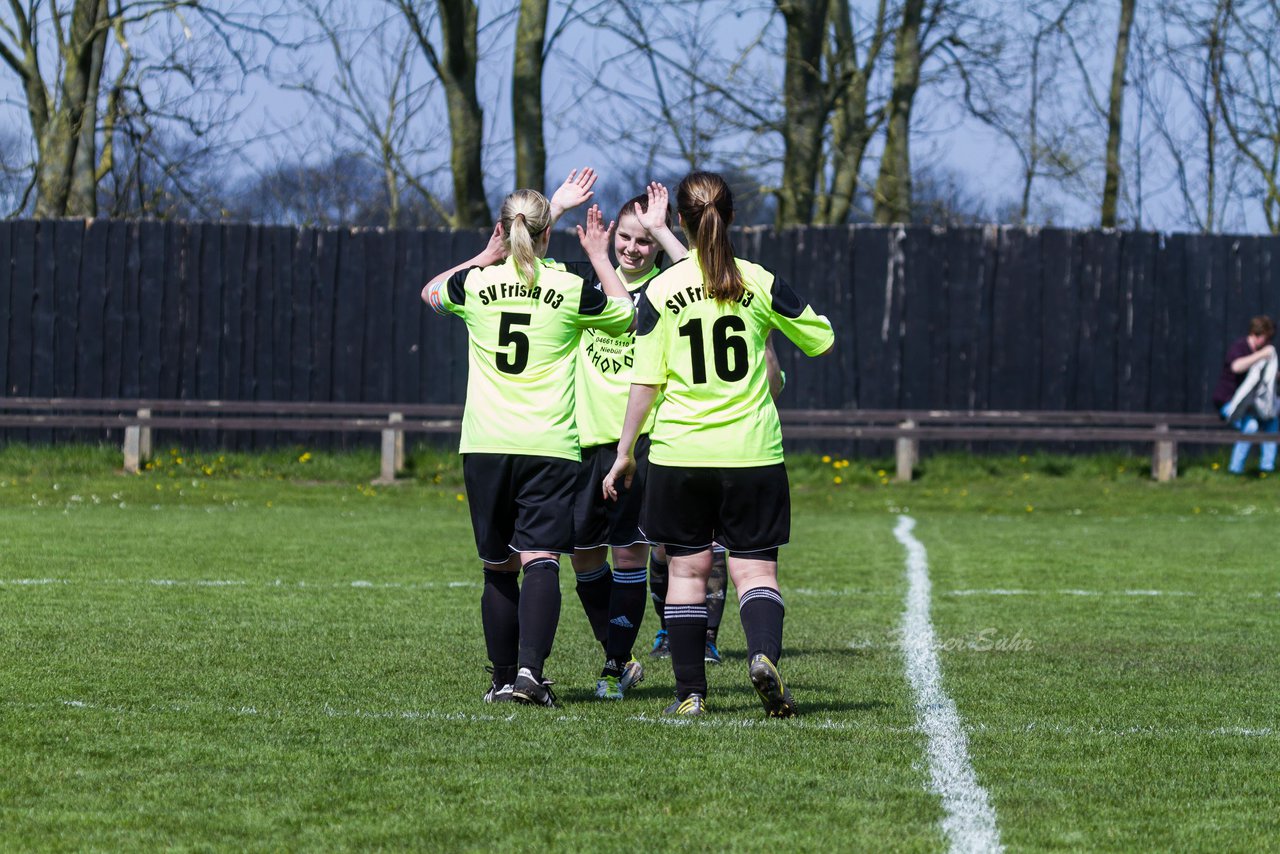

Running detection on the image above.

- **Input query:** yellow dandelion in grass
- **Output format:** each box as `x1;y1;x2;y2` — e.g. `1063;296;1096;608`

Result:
299;452;312;464
833;476;843;484
1262;472;1270;479
838;459;850;468
456;493;465;502
879;477;889;485
1022;473;1030;481
202;466;213;476
822;455;832;464
175;457;184;465
1026;505;1034;513
1019;455;1028;464
877;469;887;477
959;489;969;497
266;501;273;508
1117;465;1126;473
1211;462;1221;470
155;484;162;491
1193;507;1202;514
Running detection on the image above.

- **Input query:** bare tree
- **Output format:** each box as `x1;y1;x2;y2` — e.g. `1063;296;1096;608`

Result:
1215;0;1280;233
1099;0;1135;227
286;0;450;227
395;0;491;226
512;0;547;190
0;1;281;218
817;0;890;224
774;0;830;225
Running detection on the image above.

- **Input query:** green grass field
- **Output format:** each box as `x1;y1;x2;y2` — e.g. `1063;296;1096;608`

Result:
1;444;1278;851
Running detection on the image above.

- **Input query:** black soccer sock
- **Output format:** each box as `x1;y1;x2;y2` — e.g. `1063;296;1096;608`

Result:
574;562;613;649
649;553;669;628
604;564;647;663
664;603;708;700
480;568;520;683
518;558;562;679
706;550;727;632
738;587;785;663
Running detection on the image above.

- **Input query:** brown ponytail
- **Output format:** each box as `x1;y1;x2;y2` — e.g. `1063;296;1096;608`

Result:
500;189;551;286
676;171;742;304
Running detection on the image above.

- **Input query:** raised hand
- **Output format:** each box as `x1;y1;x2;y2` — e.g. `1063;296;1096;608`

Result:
575;204;615;261
635;182;670;234
479;221;507;266
549;167;598;221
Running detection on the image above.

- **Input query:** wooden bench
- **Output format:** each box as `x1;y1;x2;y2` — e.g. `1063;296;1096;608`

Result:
779;409;1256;482
0;398;1264;483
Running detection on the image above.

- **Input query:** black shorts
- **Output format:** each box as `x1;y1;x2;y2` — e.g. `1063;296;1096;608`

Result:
574;435;651;550
462;454;578;563
642;463;790;556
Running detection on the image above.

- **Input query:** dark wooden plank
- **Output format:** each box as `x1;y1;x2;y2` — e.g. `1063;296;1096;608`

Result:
291;228;315;407
119;222;143;399
156;223;182;399
76;220;110;399
1116;231;1158;411
31;221;57;398
221;224;248;410
420;230;458;405
100;222;128;398
270;226;294;406
53;221;82;400
1037;228;1075;410
943;227;984;411
333;228;367;406
0;222;12;399
899;226;935;409
1196;233;1228;411
396;228;425;405
971;226;1000;410
849;226;894;408
363;229;396;403
1159;233;1190;412
311;227;339;409
196;224;223;403
136;221;165;399
924;226;950;408
988;229;1039;409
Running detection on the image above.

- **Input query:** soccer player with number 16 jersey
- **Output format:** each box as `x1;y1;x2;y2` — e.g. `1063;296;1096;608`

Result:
604;171;834;717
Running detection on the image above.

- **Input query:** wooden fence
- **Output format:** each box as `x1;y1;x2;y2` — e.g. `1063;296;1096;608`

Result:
1;220;1276;446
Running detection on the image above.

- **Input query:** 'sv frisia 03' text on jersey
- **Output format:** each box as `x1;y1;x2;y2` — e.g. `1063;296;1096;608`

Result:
632;250;834;467
428;257;634;460
574;265;660;448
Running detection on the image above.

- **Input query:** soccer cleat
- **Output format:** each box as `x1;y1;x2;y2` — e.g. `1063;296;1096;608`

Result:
704;640;722;665
649;629;671;659
620;658;645;691
511;667;558;708
748;653;797;718
483;682;515;703
595;675;623;700
663;693;706;716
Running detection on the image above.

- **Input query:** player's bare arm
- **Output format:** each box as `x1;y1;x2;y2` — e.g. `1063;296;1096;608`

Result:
602;382;660;500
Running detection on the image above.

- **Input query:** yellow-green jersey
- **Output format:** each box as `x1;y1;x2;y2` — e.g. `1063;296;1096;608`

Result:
574;265;660;448
632;251;834;467
426;257;634;461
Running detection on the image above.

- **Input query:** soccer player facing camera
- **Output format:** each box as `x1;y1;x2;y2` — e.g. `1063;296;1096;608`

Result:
422;173;634;707
604;171;834;717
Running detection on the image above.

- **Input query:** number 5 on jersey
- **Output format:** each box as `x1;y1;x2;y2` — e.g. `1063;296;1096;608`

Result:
497;312;531;374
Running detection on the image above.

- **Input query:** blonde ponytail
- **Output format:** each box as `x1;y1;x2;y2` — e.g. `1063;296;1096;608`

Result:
676;172;742;304
500;189;551;286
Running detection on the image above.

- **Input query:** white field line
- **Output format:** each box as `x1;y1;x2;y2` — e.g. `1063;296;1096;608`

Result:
21;697;1276;739
895;515;1004;854
0;577;479;590
4;577;1277;600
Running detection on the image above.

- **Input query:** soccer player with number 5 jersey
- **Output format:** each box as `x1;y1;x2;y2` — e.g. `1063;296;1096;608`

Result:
422;172;635;707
